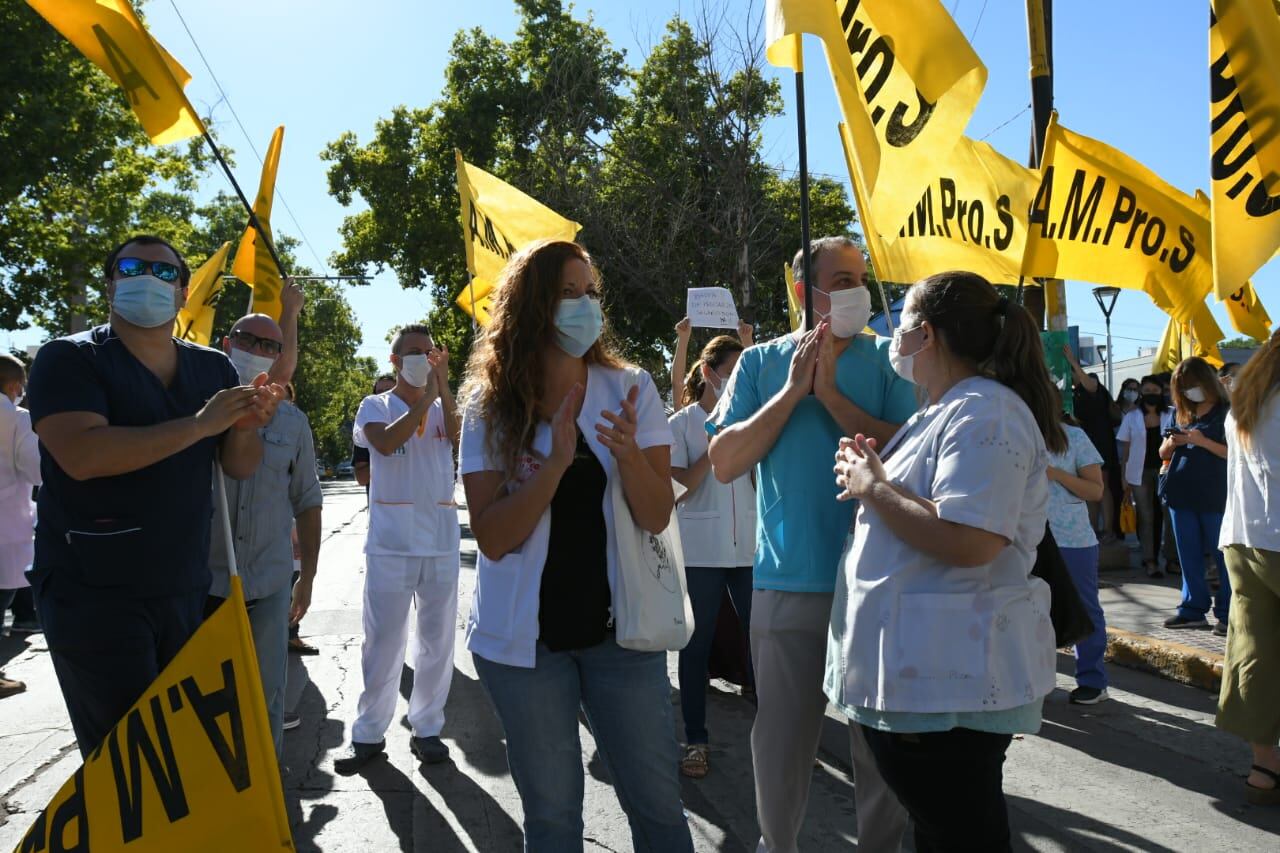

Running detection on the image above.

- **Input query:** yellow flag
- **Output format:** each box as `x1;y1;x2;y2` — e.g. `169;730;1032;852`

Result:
1153;306;1225;374
766;32;804;73
766;0;986;231
1021;115;1211;324
13;576;292;852
1191;189;1274;341
840;123;1038;286
25;0;204;145
454;151;582;325
783;262;801;331
174;242;232;346
1224;280;1273;341
1209;1;1280;299
231;126;285;322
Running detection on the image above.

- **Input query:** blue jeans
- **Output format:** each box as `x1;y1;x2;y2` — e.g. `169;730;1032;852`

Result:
1060;546;1107;690
678;565;753;744
473;639;694;853
1169;508;1231;621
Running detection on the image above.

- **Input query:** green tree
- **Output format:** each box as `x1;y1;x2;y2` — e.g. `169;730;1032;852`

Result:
1219;336;1262;350
323;1;860;389
324;0;628;384
0;1;221;334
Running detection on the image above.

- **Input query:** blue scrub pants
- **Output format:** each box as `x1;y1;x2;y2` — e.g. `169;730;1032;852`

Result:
37;581;205;757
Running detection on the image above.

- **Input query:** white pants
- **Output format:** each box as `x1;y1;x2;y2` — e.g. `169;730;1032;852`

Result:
352;553;459;744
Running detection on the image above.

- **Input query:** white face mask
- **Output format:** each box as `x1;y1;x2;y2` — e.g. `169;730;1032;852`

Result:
703;369;727;400
228;347;276;385
1184;386;1207;403
1122;389;1139;404
823;286;872;339
398;354;432;388
888;323;925;385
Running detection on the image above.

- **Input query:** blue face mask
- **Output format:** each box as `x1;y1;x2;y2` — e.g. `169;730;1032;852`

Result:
112;275;179;328
554;295;604;357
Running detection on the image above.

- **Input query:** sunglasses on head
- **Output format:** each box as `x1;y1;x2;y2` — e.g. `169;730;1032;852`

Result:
115;257;181;283
231;329;284;356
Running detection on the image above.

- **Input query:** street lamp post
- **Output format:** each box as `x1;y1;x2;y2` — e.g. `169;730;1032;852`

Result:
1092;286;1122;390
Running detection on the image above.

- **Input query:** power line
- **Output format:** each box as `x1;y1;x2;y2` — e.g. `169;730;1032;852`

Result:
1080;330;1160;344
166;1;330;276
978;103;1031;141
969;0;990;43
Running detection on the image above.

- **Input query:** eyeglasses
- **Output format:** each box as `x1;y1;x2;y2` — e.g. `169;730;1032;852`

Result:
115;257;181;283
230;329;284;356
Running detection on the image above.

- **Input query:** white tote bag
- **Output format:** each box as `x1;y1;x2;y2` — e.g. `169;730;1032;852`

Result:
609;472;695;651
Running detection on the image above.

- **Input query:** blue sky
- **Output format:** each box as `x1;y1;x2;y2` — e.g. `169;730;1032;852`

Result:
10;0;1274;368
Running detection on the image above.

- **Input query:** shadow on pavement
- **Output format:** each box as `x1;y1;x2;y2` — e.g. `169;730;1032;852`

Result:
0;631;31;670
1009;794;1181;853
286;677;344;852
1036;661;1280;836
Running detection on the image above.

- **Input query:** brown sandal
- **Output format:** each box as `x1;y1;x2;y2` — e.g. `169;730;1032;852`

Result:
1247;765;1280;805
680;744;709;779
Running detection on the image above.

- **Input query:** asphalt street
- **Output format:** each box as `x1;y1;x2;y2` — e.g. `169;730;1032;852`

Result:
2;481;1278;851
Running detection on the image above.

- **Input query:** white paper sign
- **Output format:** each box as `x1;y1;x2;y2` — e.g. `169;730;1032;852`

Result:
686;287;739;329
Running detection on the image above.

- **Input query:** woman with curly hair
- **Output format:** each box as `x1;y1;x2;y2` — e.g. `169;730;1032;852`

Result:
458;239;693;852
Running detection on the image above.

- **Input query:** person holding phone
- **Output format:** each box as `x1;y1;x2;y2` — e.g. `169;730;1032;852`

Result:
1159;358;1231;633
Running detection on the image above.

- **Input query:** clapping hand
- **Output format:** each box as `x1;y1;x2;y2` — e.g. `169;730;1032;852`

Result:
549;383;583;472
597;385;641;462
428;345;449;382
834;434;886;501
786;325;823;401
234;373;285;430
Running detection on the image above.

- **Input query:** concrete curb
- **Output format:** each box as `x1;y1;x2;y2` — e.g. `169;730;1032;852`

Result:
1103;627;1223;692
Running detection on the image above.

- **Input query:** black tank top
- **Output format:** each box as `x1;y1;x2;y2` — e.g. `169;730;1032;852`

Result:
538;433;611;651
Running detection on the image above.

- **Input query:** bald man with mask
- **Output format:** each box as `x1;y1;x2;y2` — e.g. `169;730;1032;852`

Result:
206;310;323;758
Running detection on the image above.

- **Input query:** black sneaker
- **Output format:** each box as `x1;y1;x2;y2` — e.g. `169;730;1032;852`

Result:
1214;621;1228;637
1069;686;1110;705
410;735;450;765
1163;614;1209;629
333;740;386;775
283;712;301;731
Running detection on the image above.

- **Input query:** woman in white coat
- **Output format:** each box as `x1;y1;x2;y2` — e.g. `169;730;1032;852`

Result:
1;355;40;698
828;271;1066;851
459;240;694;852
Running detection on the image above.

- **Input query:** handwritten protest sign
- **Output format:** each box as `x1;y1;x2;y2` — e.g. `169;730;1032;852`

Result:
687;288;739;329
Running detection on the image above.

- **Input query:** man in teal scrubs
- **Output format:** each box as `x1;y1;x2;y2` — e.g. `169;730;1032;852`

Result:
708;237;918;853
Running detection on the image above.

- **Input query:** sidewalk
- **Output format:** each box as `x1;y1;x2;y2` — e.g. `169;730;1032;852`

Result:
1096;540;1226;692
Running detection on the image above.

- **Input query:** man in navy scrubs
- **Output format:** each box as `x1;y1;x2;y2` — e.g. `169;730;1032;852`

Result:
26;234;281;756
